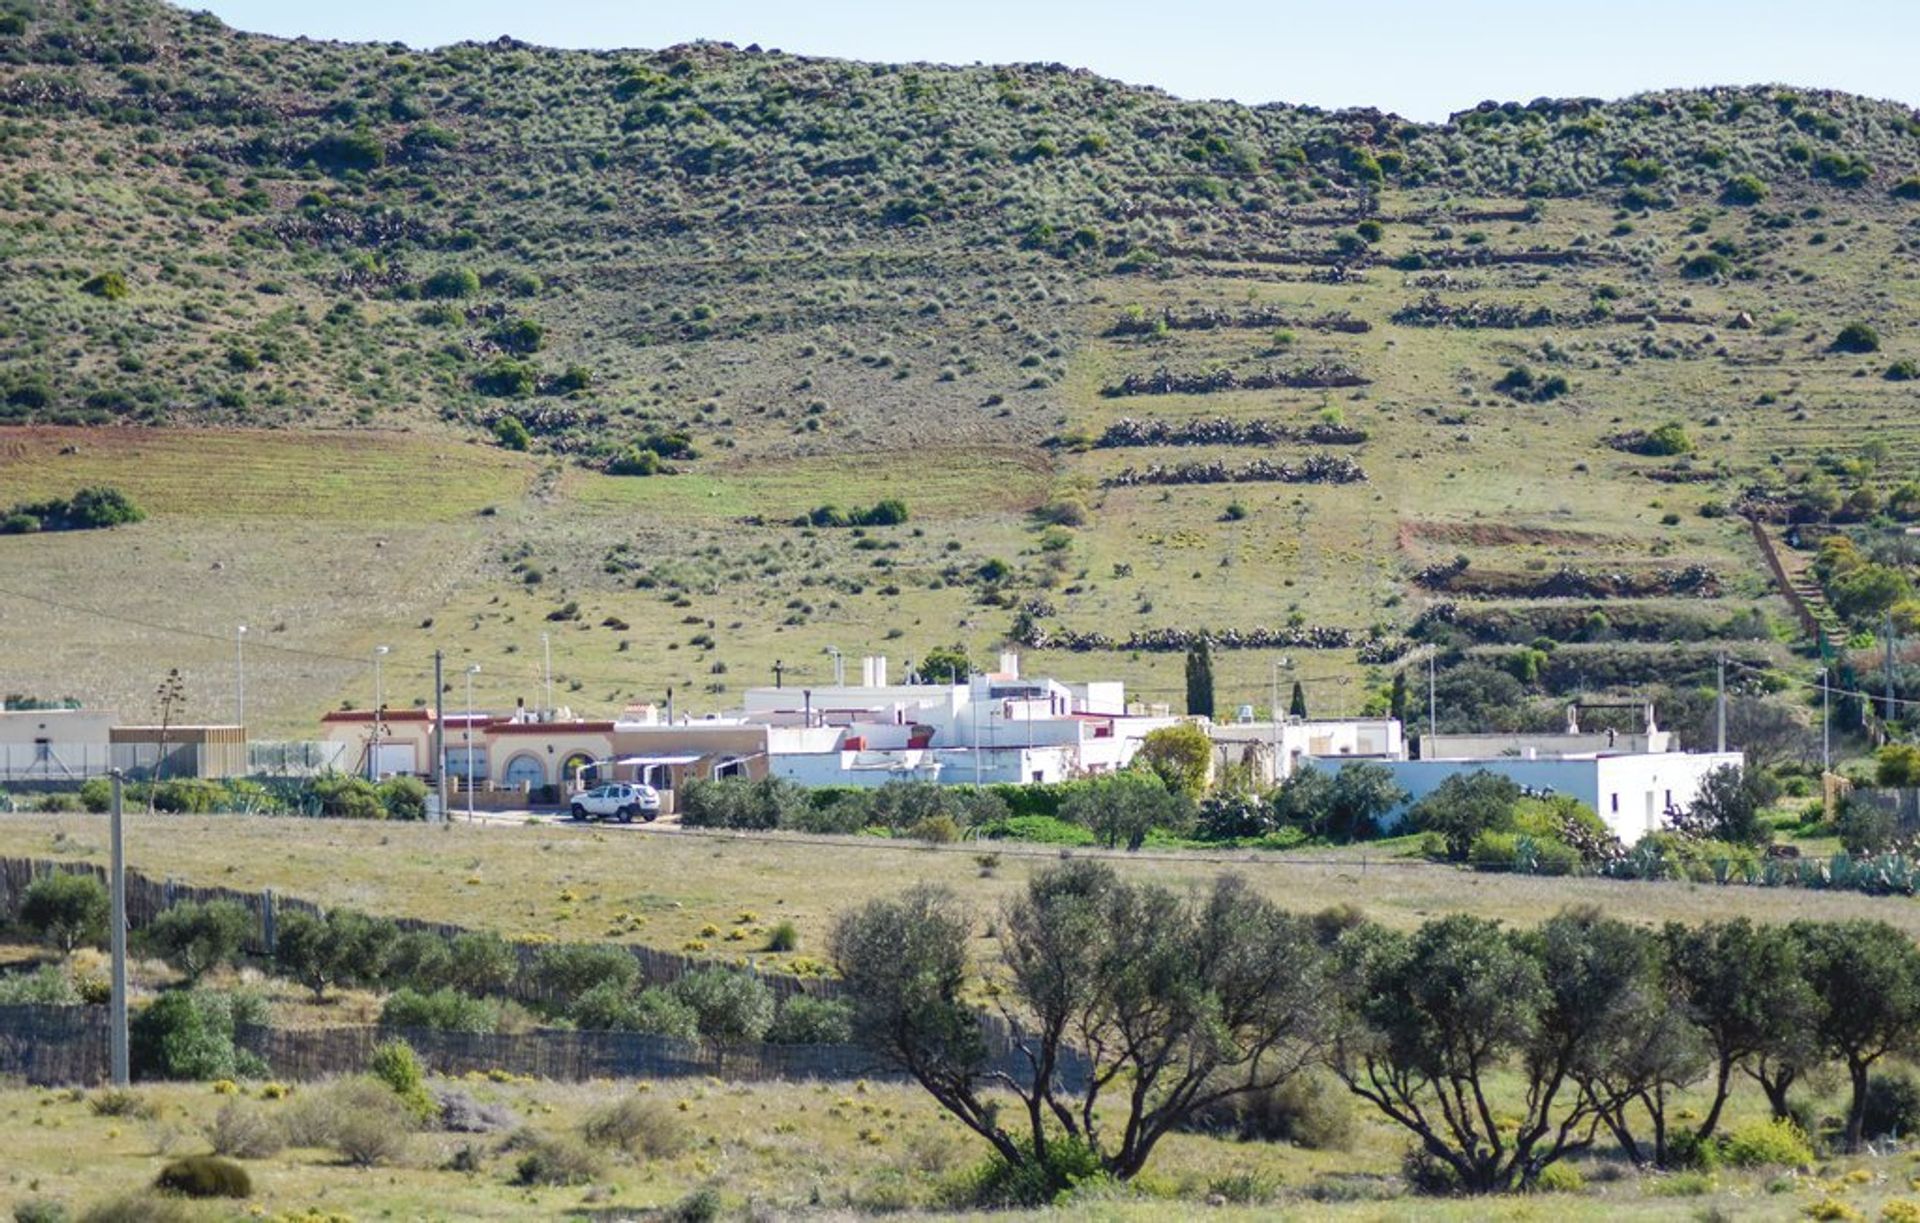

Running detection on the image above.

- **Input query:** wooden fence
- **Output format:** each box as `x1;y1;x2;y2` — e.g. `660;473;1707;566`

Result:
0;857;836;1004
0;859;1072;1087
0;1008;1066;1089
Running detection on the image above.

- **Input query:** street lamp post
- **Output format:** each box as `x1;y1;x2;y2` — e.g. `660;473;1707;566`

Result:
542;632;553;717
235;625;247;728
465;664;481;822
369;645;389;782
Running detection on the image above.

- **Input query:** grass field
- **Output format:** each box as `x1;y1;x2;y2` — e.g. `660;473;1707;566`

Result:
5;813;1919;965
5;813;1920;1219
5;1072;1911;1222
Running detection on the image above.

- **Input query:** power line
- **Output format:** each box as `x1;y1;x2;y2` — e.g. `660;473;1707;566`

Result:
1722;655;1920;711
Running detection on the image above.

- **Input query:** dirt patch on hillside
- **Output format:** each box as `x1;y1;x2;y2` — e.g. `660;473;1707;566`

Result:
1398;519;1627;551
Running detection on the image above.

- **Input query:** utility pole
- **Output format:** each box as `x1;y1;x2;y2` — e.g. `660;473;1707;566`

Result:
1820;667;1831;773
1887;611;1899;727
1427;652;1437;745
1715;651;1727;754
773;659;785;689
465;664;480;822
433;650;447;823
369;645;388;782
235;624;247;728
542;632;553;717
108;769;128;1086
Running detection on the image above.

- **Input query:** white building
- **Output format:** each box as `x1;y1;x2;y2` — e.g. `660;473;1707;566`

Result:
0;709;116;780
745;653;1182;787
1209;717;1406;787
1345;751;1745;844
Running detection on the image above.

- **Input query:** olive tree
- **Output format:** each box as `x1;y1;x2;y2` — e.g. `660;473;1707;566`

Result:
1797;919;1920;1150
1663;919;1820;1136
1328;910;1645;1191
831;864;1328;1195
1059;770;1191;850
140;899;252;984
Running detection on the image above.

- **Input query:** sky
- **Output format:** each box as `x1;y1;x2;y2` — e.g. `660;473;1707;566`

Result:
191;1;1919;124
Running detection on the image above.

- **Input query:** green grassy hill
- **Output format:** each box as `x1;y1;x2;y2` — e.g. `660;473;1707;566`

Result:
2;0;1917;736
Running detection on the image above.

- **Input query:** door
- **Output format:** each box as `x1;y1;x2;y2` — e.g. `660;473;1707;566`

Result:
374;742;415;777
503;754;546;791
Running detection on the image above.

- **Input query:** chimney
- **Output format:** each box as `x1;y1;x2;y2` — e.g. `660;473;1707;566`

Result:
999;650;1019;679
861;656;876;687
874;656;888;687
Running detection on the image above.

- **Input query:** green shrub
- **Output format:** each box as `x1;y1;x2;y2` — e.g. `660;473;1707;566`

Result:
1187;1071;1354;1150
1721;175;1768;205
12;1198;70;1223
731;907;790;953
0;965;81;1005
153;1155;251;1199
80;271;129;300
1721;1117;1813;1168
1833;322;1882;354
532;943;639;999
1863;1070;1920;1139
666;1186;724;1223
511;1130;603;1185
19;871;108;953
376;775;429;820
369;1038;435;1120
580;1095;689;1157
77;1193;198;1223
130;989;268;1082
979;814;1095;845
1469;830;1519;870
765;995;853;1045
444;931;519;995
672;968;775;1044
475;359;537;397
88;1089;156;1119
420;267;480;299
380;986;497;1033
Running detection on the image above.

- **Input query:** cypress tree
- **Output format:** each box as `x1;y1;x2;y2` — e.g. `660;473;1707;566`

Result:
1184;638;1215;718
1289;680;1308;719
1389;671;1408;722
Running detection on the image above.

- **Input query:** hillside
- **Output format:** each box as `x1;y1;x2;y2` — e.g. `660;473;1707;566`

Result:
2;0;1918;735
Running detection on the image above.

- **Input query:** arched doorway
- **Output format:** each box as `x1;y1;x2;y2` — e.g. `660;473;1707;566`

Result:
502;753;545;792
561;752;598;790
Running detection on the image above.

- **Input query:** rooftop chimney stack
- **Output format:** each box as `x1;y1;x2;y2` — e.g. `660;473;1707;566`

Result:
1000;650;1020;679
874;656;888;687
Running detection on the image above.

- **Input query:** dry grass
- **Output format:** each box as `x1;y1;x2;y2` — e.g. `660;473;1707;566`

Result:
4;814;1918;964
0;1062;1916;1220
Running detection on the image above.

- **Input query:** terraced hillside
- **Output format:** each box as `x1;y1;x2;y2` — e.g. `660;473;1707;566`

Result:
2;0;1918;735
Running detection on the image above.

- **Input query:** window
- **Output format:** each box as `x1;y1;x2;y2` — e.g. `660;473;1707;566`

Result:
1609;793;1619;814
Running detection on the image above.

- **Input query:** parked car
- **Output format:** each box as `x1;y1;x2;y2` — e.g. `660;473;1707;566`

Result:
568;782;661;823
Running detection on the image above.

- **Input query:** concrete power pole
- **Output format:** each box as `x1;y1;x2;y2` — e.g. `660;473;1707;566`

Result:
1716;652;1727;754
109;770;128;1086
1427;653;1437;746
433;649;447;823
1887;612;1899;727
